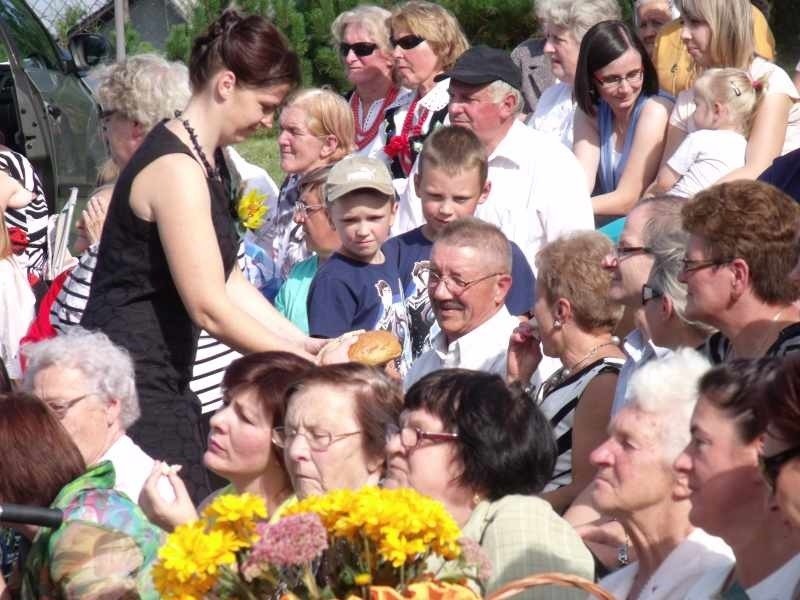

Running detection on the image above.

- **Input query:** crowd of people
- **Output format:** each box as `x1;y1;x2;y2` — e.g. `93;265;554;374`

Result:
1;0;800;597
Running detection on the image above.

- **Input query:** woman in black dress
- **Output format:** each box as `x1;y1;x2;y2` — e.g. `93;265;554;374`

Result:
82;10;320;501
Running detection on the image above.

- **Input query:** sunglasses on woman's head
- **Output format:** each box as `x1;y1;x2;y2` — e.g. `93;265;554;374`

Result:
339;42;378;57
390;34;425;50
759;445;800;492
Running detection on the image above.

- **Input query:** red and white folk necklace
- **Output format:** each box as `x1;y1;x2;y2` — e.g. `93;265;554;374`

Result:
350;86;400;150
384;92;430;175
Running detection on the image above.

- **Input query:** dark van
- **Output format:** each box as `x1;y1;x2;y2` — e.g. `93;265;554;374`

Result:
0;0;108;210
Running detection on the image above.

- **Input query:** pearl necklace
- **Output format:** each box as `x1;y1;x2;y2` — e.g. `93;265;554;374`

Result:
562;339;620;377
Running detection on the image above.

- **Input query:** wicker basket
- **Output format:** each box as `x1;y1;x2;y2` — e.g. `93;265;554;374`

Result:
486;573;614;600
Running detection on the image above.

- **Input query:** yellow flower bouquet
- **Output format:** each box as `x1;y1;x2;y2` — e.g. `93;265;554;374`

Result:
236;187;269;231
152;488;489;600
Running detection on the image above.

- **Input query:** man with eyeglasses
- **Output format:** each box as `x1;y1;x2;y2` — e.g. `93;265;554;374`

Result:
681;180;800;363
404;218;525;389
601;196;683;416
394;45;593;272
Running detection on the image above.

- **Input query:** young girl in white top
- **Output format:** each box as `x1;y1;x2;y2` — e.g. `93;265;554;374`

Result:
648;68;763;198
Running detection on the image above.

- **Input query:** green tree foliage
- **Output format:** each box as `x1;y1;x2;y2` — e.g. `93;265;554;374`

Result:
439;0;536;50
56;4;89;45
108;23;158;55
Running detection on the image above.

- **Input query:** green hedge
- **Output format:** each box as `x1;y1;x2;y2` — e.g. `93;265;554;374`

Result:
166;0;800;90
165;0;545;90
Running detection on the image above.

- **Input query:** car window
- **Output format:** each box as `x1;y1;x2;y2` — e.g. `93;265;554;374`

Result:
0;0;60;71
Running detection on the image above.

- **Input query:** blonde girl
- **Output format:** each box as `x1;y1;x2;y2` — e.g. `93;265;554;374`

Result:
649;68;764;198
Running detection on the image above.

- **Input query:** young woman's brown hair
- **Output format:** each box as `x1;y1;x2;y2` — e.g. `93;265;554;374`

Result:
189;8;302;91
0;393;86;506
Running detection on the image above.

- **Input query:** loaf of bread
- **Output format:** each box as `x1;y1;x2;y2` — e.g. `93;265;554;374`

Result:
347;330;402;366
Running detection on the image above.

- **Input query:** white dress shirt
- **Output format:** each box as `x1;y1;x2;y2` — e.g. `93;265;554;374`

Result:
611;328;672;416
101;434;174;503
404;305;520;389
601;528;734;600
395;120;593;273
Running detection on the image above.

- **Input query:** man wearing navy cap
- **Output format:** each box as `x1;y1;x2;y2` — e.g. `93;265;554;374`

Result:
396;45;593;275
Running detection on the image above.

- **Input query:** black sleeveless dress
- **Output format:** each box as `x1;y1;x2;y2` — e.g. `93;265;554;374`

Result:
81;122;238;501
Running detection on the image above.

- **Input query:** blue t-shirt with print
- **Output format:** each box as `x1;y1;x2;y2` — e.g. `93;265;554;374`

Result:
307;249;412;371
383;226;536;359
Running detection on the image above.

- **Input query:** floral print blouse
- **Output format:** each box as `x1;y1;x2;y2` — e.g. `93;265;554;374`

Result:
21;460;164;599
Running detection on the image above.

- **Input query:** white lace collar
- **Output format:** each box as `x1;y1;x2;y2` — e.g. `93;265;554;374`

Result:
418;78;451;112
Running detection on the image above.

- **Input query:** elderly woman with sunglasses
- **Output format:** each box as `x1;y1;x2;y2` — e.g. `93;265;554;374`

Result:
384;1;468;180
675;359;800;597
385;370;594;598
331;6;414;166
754;355;800;532
639;209;714;351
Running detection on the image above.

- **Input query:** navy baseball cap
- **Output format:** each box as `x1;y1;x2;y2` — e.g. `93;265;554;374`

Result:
436;45;522;90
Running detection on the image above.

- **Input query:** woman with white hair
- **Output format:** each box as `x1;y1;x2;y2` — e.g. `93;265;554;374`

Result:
530;0;621;148
640;205;714;350
23;327;169;502
331;5;413;164
590;348;733;598
634;0;679;57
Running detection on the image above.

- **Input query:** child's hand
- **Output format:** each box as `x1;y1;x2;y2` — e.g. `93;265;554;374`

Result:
0;171;33;211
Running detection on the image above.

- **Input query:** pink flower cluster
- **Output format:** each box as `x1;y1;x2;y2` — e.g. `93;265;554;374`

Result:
458;537;492;582
244;513;329;573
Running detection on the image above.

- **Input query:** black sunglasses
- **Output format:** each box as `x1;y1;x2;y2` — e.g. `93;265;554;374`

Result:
390;34;425;50
641;283;663;305
339;42;378;57
759;445;800;491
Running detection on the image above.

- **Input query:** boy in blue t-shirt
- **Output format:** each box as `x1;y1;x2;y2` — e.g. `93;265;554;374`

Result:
307;157;410;366
383;126;536;360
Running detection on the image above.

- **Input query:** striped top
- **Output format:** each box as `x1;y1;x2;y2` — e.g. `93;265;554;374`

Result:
0;149;48;278
53;243;247;414
538;357;624;491
703;322;800;364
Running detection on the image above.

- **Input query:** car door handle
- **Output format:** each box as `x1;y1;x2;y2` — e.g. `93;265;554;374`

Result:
47;104;62;119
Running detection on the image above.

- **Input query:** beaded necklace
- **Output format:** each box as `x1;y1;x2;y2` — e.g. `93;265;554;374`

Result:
175;110;220;181
351;86;399;150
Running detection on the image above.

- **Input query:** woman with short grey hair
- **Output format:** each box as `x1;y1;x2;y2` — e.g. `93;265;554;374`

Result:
23;327;170;502
330;5;413;163
529;0;621;148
